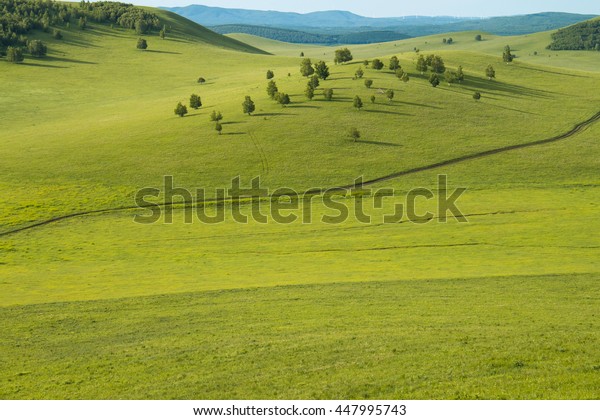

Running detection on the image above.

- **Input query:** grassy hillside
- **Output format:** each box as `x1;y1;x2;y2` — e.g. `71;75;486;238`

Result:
1;3;599;400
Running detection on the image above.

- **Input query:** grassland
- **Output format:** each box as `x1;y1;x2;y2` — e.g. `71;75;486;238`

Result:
0;7;599;399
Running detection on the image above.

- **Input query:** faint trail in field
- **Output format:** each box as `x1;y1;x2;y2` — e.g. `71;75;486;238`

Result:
1;111;599;238
248;131;269;174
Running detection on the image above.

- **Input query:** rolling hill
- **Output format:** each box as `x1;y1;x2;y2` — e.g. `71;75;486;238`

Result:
1;0;599;401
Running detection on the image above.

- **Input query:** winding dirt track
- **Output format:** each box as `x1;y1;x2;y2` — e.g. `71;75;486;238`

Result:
1;111;599;238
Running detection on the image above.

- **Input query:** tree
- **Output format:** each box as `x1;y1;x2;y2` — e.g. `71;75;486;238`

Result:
314;61;330;80
473;92;481;100
174;102;188;117
443;38;447;44
389;56;400;71
370;95;376;104
27;40;47;57
364;79;373;89
308;75;320;89
447;37;453;45
363;60;370;66
135;20;148;35
371;59;384;70
78;17;86;30
305;84;315;100
275;92;291;107
210;111;223;122
6;47;24;64
445;70;457;85
475;34;482;41
355;67;364;79
353;96;363;111
159;28;166;39
53;29;63;40
429;74;440;88
242;96;255;115
430;55;446;74
503;45;513;63
300;58;314;77
401;73;410;83
215;122;223;135
267;80;278;99
323;88;334;101
266;70;274;79
137;38;148;50
386;89;395;102
349;128;361;142
189;94;202;110
334;48;353;64
300;52;305;57
395;68;405;79
416;55;428;75
456;65;465;83
486;65;496;80
198;77;206;84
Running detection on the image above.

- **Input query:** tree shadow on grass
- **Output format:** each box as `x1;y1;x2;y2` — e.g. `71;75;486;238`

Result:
464;75;554;99
223;132;246;136
222;121;243;125
253;112;297;117
364;109;413;116
20;62;67;69
396;101;442;109
355;140;402;147
145;50;182;55
289;104;320;109
42;56;97;65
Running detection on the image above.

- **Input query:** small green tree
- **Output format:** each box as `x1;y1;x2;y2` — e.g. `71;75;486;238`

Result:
371;59;384;70
174;102;188;117
445;70;457;85
275;92;291;107
314;61;330;80
430;55;446;74
503;45;513;63
135;20;148;35
416;55;428;75
364;79;374;89
447;37;453;45
456;65;464;83
370;95;376;104
429;74;440;88
27;40;47;57
137;38;148;50
198;77;206;84
473;92;481;100
308;75;320;89
363;59;369;66
53;29;63;40
190;94;202;110
266;70;274;79
355;67;364;79
395;68;405;79
475;34;482;41
300;52;305;57
349;127;361;142
159;28;166;39
300;58;314;77
6;47;24;64
334;48;353;64
486;65;496;80
78;17;86;30
242;96;256;115
323;88;334;101
210;111;223;122
389;56;400;70
386;89;395;102
305;84;315;100
401;73;410;83
215;122;223;135
353;96;363;111
267;80;278;99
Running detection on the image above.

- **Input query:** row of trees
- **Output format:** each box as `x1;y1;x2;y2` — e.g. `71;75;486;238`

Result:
300;58;330;80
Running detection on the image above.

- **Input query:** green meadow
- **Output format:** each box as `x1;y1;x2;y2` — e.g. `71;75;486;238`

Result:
0;6;599;399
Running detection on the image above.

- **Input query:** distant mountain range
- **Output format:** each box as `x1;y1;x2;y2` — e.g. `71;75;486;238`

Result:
163;5;598;44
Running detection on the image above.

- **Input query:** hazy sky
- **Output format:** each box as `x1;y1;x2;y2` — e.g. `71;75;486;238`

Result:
129;0;600;18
